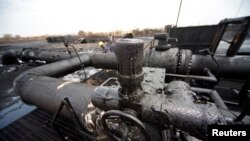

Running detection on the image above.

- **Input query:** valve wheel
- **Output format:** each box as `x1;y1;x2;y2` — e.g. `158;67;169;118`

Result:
101;110;151;141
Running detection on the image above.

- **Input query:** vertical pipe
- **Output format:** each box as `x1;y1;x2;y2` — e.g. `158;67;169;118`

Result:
114;39;144;94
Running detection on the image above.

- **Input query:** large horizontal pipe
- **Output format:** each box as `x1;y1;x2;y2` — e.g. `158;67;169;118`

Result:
17;76;95;122
14;49;118;69
13;54;94;126
14;54;90;80
17;49;83;63
4;48;250;79
190;55;250;79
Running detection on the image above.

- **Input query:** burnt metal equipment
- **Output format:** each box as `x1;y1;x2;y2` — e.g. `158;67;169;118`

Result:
9;16;250;141
101;110;150;141
114;39;144;93
92;39;226;140
5;44;249;79
51;97;96;141
210;16;250;56
165;67;217;82
10;39;249;141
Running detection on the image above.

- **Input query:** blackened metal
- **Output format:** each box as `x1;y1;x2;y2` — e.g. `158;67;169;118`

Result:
144;48;179;74
226;17;250;56
154;33;168;40
210;90;229;110
140;81;225;140
14;54;90;88
101;110;151;141
92;81;226;140
190;54;250;79
13;49;118;69
210;16;250;54
51;97;68;141
219;16;250;25
161;130;175;141
239;81;250;106
15;76;96;125
234;111;247;122
0;109;86;141
9;47;250;80
180;132;189;141
1;50;19;65
165;68;217;82
191;87;228;110
91;86;119;110
155;45;171;51
210;23;228;53
235;92;250;121
67;44;87;79
141;67;165;95
50;97;95;141
13;55;96;129
199;48;221;74
92;67;165;110
169;25;218;53
88;53;117;69
176;49;192;74
16;49;75;63
114;39;144;93
99;77;118;86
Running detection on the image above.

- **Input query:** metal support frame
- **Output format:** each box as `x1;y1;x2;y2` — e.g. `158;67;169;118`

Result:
210;16;250;55
165;68;217;82
50;97;96;141
191;87;228;110
235;90;250;122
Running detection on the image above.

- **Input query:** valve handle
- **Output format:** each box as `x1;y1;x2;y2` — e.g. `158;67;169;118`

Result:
101;110;151;141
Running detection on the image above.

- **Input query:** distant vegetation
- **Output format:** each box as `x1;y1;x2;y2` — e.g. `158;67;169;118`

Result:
0;27;164;43
0;34;48;43
77;28;164;38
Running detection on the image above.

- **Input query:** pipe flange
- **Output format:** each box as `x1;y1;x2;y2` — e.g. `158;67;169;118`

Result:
176;50;192;75
175;49;182;74
187;54;192;75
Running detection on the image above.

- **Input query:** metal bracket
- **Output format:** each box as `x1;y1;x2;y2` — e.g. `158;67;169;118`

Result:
50;97;96;141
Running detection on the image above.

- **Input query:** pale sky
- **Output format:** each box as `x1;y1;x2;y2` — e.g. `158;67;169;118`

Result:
0;0;250;37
